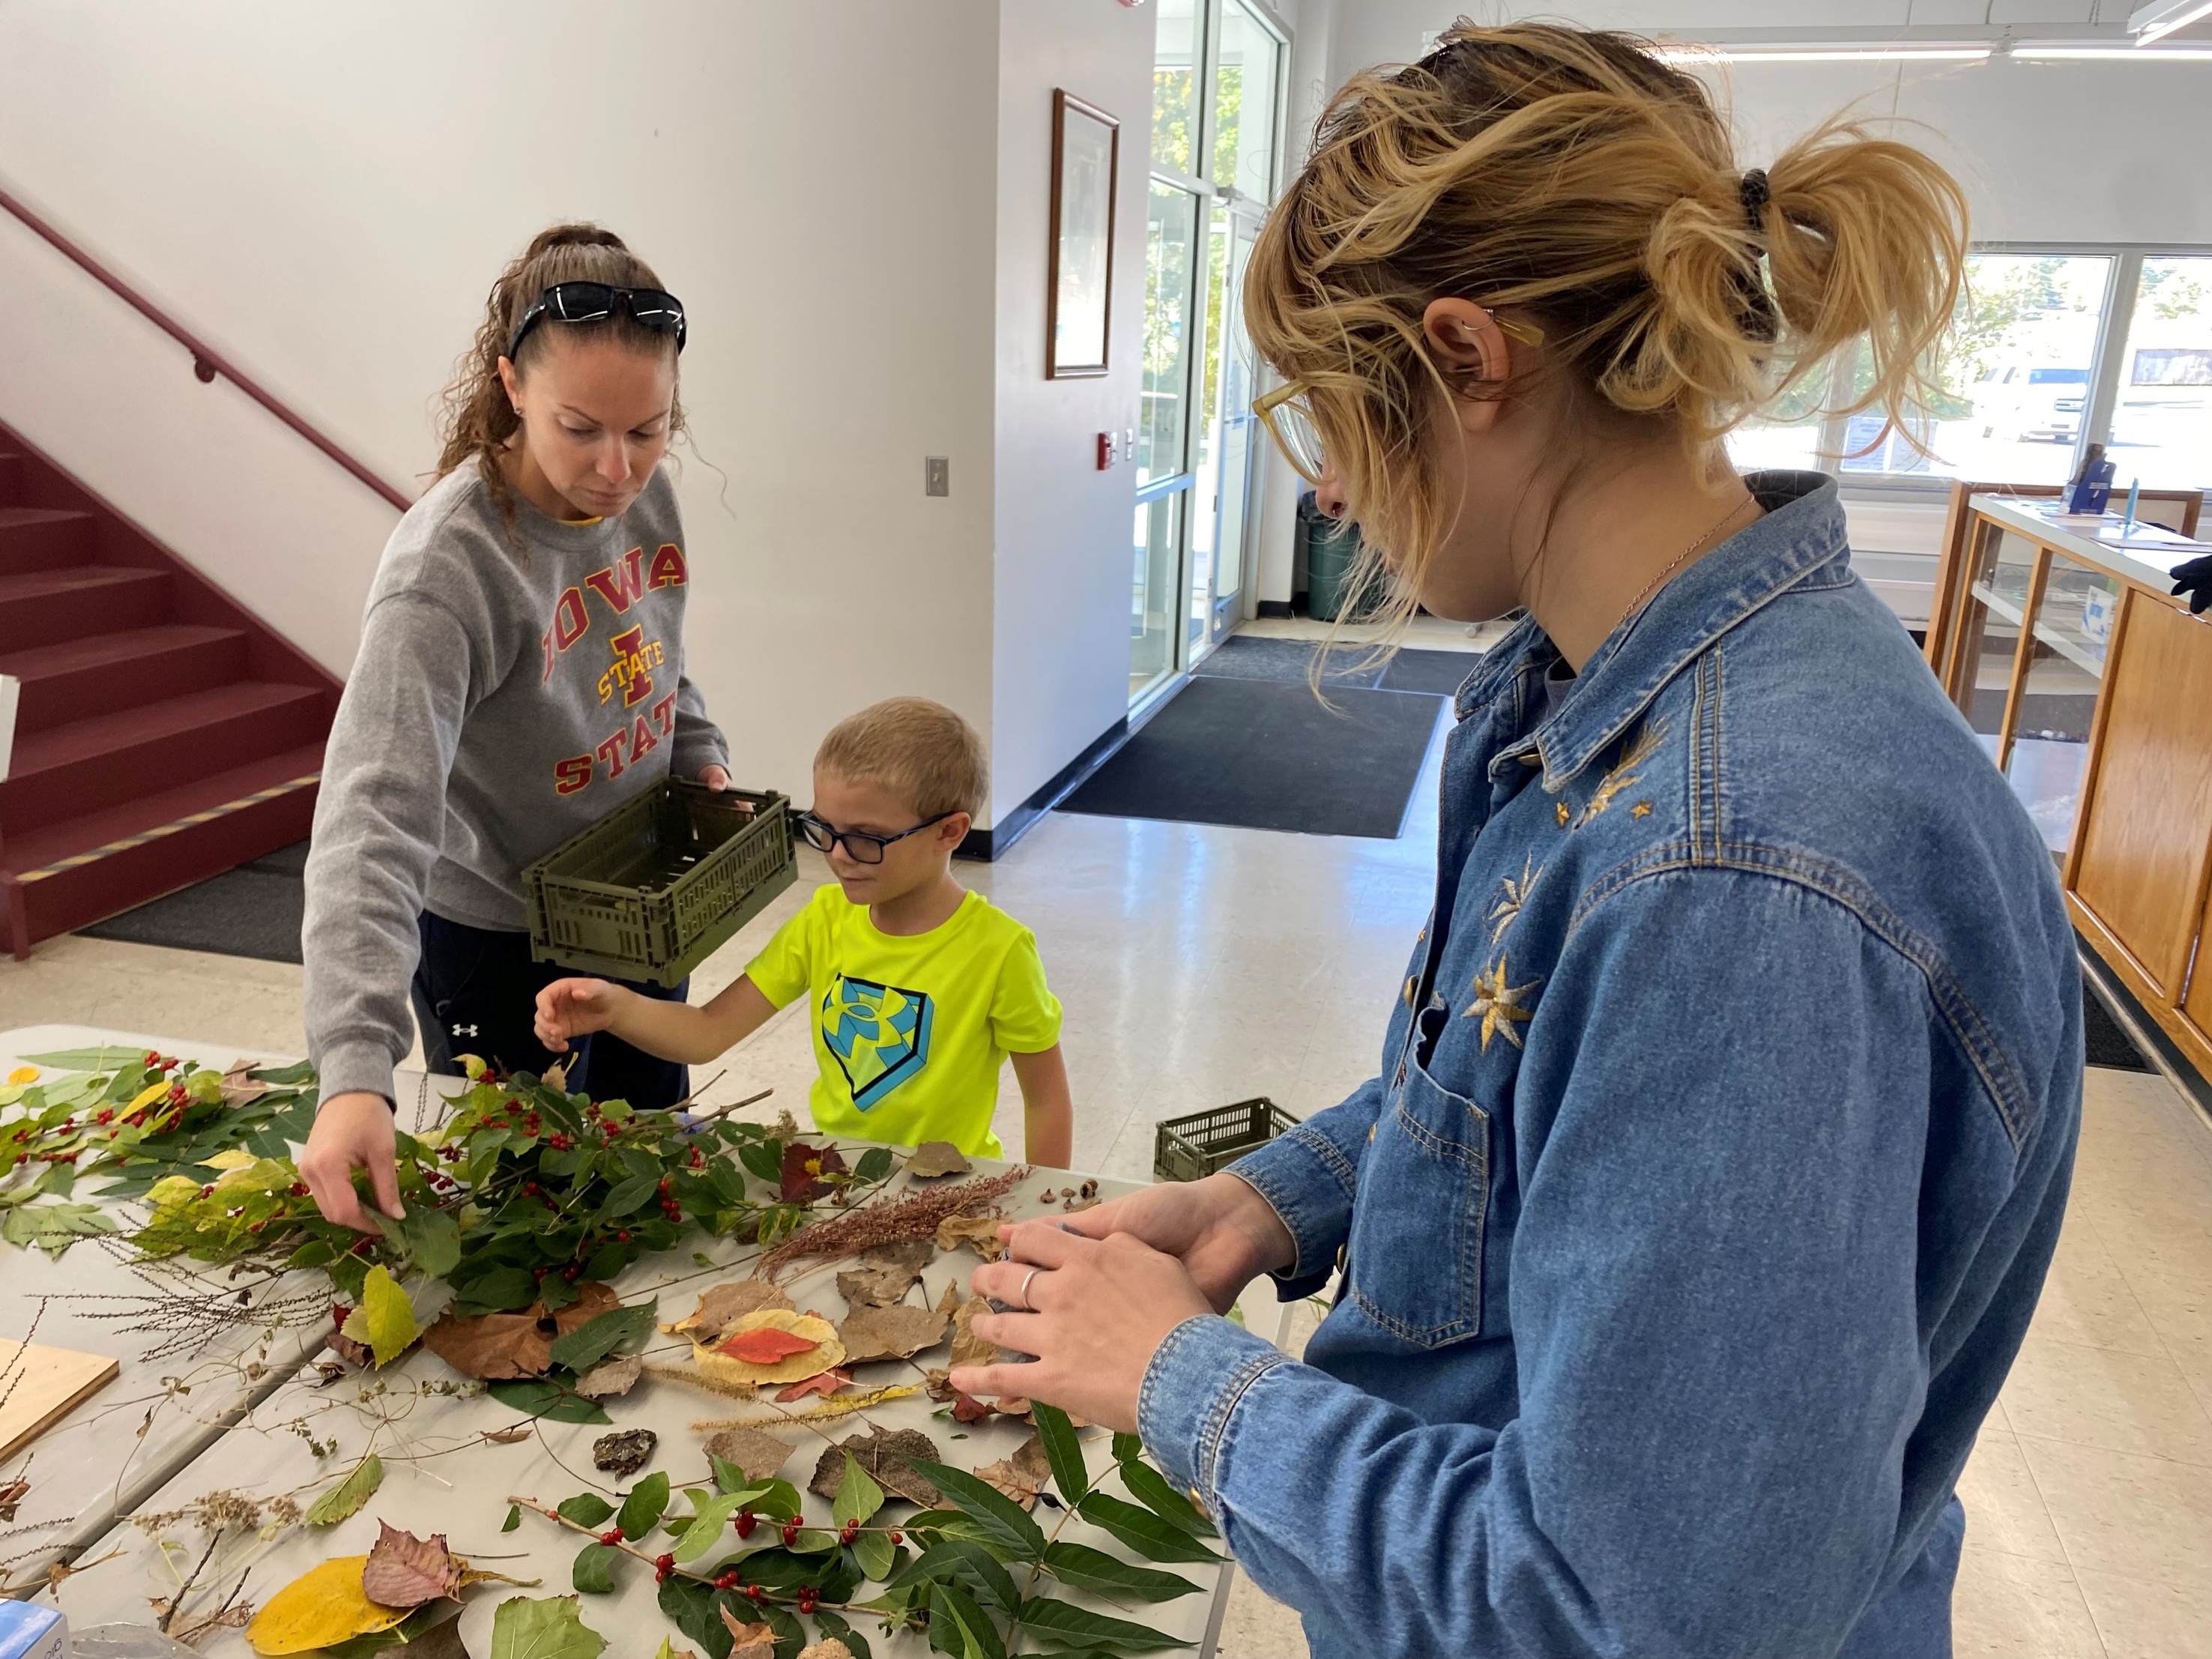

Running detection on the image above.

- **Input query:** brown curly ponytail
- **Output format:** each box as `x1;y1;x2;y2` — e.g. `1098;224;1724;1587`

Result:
435;223;688;519
1244;23;1966;604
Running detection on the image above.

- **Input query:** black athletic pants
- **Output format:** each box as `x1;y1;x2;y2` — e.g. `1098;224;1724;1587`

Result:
408;911;690;1109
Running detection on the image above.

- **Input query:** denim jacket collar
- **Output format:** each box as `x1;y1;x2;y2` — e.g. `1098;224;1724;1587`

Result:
1455;471;1850;791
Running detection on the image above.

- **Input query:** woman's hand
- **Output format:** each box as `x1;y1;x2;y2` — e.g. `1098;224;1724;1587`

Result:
298;1093;403;1232
1058;1173;1297;1312
535;977;629;1053
951;1223;1215;1433
697;764;731;791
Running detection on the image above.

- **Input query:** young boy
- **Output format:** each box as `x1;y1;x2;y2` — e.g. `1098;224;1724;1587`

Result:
533;697;1072;1165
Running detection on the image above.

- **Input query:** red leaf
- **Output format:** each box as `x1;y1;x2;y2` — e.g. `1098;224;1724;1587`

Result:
360;1520;460;1607
718;1326;821;1365
775;1368;852;1402
952;1392;995;1424
778;1140;847;1203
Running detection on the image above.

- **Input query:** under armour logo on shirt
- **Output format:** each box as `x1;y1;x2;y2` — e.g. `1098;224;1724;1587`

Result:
453;1024;479;1037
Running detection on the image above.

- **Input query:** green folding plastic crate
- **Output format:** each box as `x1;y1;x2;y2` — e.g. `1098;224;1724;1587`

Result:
1153;1096;1302;1184
522;779;796;988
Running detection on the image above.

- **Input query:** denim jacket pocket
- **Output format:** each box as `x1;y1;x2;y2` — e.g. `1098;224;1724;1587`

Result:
1346;1048;1492;1347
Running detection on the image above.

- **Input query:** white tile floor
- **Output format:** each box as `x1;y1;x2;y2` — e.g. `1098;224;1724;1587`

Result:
3;656;2209;1656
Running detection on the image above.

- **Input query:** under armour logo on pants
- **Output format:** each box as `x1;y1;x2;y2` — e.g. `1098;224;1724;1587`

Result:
453;1024;479;1037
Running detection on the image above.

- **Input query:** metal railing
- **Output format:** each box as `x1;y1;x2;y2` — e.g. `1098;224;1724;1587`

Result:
0;178;411;511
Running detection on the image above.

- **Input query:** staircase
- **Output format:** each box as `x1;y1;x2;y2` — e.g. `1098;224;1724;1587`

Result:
0;420;336;957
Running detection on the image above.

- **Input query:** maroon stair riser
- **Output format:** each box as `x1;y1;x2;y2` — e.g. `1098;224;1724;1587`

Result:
10;631;250;734
0;513;96;575
0;689;330;833
0;454;23;504
14;785;318;946
0;571;171;638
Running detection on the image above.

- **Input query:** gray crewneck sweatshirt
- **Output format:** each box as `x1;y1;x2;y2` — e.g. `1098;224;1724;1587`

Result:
303;464;728;1107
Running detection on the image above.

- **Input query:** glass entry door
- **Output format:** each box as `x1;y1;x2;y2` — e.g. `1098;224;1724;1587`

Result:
1191;206;1262;651
1131;176;1203;704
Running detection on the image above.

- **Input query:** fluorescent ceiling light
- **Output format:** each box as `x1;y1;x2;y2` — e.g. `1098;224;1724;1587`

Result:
2015;42;2212;57
2132;0;2212;45
1655;44;1991;62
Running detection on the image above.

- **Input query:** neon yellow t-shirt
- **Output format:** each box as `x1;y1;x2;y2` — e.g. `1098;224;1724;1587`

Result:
743;883;1063;1158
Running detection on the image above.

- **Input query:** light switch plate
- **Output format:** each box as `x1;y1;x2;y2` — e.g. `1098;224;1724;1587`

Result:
925;456;950;497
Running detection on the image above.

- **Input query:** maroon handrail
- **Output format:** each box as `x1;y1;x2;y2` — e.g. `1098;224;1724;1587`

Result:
0;180;412;512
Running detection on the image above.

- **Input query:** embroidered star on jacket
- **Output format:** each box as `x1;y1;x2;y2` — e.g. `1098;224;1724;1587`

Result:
1487;855;1541;943
1464;955;1543;1052
1577;721;1666;828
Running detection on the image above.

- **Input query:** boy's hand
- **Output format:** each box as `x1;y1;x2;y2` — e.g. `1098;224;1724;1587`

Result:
298;1092;404;1232
535;977;629;1053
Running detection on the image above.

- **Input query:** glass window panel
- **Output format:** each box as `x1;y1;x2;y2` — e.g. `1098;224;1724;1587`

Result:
1213;1;1281;199
2108;256;2212;489
1152;0;1198;178
1131;491;1185;700
1841;253;2112;485
2009;549;2116;857
1140;178;1202;486
1725;368;1831;473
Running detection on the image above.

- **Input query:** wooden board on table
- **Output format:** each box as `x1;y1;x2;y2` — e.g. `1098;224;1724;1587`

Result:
0;1340;120;1460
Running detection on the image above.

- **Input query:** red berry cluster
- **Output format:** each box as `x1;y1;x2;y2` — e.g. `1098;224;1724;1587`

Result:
599;1527;623;1545
653;1553;675;1583
733;1509;757;1538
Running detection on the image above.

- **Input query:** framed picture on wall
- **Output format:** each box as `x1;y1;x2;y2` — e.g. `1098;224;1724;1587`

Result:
1048;89;1118;379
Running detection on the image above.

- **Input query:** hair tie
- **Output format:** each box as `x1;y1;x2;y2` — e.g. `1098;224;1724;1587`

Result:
1739;167;1771;232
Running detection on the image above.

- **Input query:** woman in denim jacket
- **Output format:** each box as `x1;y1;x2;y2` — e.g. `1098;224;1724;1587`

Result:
951;23;2082;1659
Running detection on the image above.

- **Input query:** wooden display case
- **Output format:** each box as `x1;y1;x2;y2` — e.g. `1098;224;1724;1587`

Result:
1924;485;2212;1078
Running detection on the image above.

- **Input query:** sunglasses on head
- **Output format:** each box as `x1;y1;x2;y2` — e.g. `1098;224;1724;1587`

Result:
507;282;687;361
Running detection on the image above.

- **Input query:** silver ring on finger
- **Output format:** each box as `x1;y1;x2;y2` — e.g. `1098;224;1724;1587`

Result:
1013;1266;1042;1311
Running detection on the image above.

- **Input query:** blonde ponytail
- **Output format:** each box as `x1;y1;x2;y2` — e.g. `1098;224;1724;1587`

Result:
1244;23;1967;603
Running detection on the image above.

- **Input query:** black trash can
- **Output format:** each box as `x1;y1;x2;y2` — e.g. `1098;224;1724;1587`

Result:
1299;490;1371;622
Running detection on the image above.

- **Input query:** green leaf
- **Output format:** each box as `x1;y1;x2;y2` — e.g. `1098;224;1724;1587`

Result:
487;1595;605;1659
929;1580;1005;1659
671;1493;743;1564
1111;1432;1143;1466
1041;1541;1200;1603
458;1266;541;1314
812;1610;872;1659
909;1461;1045;1563
1013;1597;1192;1653
737;1140;782;1183
504;1505;522;1533
832;1451;885;1528
617;1472;670;1543
555;1494;616;1529
1075;1492;1224;1564
19;1046;151;1072
303;1454;384;1526
600;1173;658;1218
1;1201;118;1258
851;1526;896;1584
656;1574;737;1659
853;1146;895;1183
1118;1460;1217;1538
358;1264;420;1366
403;1207;462;1279
546;1298;656;1374
321;1604;448;1659
251;1059;319;1086
489;1380;611;1424
889;1538;1019;1616
1030;1400;1089;1505
569;1542;620;1595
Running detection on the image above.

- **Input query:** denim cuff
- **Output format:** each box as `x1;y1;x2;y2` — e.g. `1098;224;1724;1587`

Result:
1137;1314;1293;1502
316;1039;397;1110
1224;1123;1358;1283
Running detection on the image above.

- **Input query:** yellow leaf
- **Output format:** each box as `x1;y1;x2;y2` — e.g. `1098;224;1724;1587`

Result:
457;1054;489;1081
127;1080;172;1114
146;1175;203;1213
7;1066;38;1084
199;1149;257;1170
359;1264;420;1368
247;1556;409;1655
689;1310;844;1387
213;1158;296;1195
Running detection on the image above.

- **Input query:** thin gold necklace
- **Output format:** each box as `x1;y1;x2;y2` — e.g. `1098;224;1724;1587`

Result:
1616;494;1757;632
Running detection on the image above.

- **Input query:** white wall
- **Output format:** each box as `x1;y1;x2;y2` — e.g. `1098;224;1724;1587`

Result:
990;0;1155;824
0;1;1006;815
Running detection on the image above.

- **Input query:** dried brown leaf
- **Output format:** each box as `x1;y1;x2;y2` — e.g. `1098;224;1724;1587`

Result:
948;1291;997;1371
420;1284;620;1380
922;1368;955;1402
809;1428;942;1508
973;1433;1052;1510
719;1609;777;1659
935;1215;1008;1261
906;1141;971;1178
796;1643;854;1659
481;1427;534;1445
572;1356;642;1399
835;1302;949;1365
833;1237;935;1308
669;1280;796;1345
702;1426;797;1484
360;1521;459;1608
0;1476;29;1522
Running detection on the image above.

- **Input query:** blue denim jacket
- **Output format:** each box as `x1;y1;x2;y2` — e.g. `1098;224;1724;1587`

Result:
1137;474;2082;1659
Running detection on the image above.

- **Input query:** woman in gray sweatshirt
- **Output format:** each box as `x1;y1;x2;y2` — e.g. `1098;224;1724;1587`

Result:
297;224;729;1230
